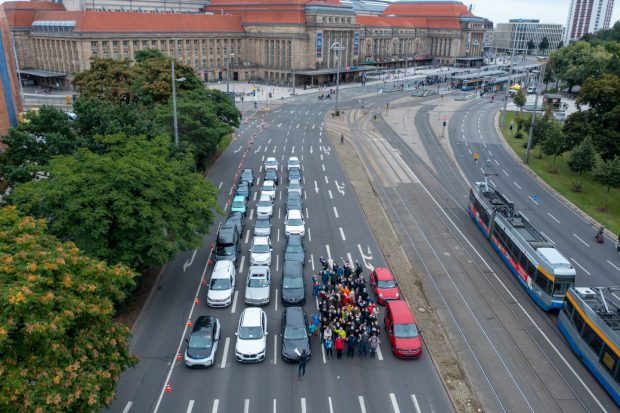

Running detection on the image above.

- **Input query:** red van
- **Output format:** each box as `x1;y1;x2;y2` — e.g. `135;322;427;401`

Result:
384;300;422;358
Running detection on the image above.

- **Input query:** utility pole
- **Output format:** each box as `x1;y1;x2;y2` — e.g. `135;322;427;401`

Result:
291;41;296;96
172;38;179;147
331;41;346;116
501;22;519;127
525;63;545;164
226;45;231;94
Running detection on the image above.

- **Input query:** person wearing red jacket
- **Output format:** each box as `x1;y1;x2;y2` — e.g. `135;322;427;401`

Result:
334;336;345;359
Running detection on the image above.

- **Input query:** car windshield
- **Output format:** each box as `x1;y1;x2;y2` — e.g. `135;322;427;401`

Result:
263;184;274;191
210;278;231;290
248;278;269;288
289;183;300;190
394;323;419;339
284;326;307;340
257;200;271;207
283;277;303;288
287;244;303;253
232;200;245;208
377;280;397;289
256;219;269;228
287;218;303;226
188;333;213;349
216;245;234;256
253;244;270;253
266;160;276;167
288;201;301;208
239;326;263;340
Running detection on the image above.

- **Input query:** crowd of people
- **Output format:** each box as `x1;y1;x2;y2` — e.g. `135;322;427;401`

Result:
308;257;382;360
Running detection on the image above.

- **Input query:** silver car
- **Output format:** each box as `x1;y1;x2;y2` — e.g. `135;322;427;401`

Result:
254;216;271;236
245;266;271;305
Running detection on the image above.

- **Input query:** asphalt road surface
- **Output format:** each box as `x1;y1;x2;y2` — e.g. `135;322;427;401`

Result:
108;90;453;413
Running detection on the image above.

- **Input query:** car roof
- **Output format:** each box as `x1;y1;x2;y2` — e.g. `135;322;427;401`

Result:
213;260;234;277
266;157;276;162
283;260;302;276
258;194;271;201
263;180;275;186
255;216;270;222
387;300;417;324
249;265;270;276
289;179;300;186
287;210;302;219
287;234;302;245
374;267;394;281
284;306;305;325
288;156;299;161
194;315;215;330
253;236;269;245
233;195;245;202
287;191;301;199
240;308;263;326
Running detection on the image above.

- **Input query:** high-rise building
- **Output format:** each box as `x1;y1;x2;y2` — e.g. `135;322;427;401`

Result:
492;19;564;55
564;0;615;44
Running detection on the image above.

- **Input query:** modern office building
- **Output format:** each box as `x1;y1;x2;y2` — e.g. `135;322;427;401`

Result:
564;0;615;44
492;19;564;55
2;0;488;89
0;5;22;135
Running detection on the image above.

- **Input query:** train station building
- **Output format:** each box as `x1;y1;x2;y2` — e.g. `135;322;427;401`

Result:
1;0;487;89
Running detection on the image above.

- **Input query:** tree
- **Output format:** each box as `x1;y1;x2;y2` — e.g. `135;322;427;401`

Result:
557;40;564;49
567;137;596;192
539;37;549;55
527;39;536;54
549;41;613;92
10;134;219;270
540;122;566;172
563;110;596;150
593;157;620;210
0;206;137;413
73;58;136;104
543;64;556;85
513;88;527;111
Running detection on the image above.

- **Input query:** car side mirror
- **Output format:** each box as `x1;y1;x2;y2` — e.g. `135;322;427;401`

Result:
235;332;238;336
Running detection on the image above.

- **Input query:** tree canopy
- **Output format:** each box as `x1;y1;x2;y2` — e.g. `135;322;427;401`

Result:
549;41;613;92
10;134;219;270
539;37;550;54
0;206;137;412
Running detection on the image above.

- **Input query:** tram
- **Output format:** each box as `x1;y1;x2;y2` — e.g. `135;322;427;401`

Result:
558;287;620;405
468;181;576;311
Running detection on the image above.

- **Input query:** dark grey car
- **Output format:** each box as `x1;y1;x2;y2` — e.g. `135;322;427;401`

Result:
286;192;303;212
281;261;305;306
280;307;311;362
284;234;305;266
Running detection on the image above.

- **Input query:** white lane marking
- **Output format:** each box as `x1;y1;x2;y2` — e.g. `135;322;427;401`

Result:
277;228;280;242
254;145;262;154
212;399;219;413
301;398;306;413
494;159;500;166
376;343;384;360
310;145;313;154
231;291;239;313
310;253;315;271
187;400;195;413
502;169;509;176
220;338;230;369
547;212;560;224
320;154;324;161
292;145;295;153
572;233;590;247
607;260;620;272
249;209;254;220
321;337;327;363
279;207;282;219
529;196;538;205
326;245;332;260
570;258;591;276
328;397;334;413
540;231;556;245
358;396;367;413
304;190;307;200
183;249;198;272
256;177;261;186
305;207;309;219
339;227;346;241
244;399;250;413
122;402;133;413
273;146;277;154
346;253;353;267
253;191;258;201
314;180;319;194
308;228;312;242
389;393;401;413
333;206;339;218
239;256;245;274
322;164;326;171
513;181;522;190
245;229;250;244
275;289;278;312
328;189;333;199
274;333;278;365
410;395;421;413
489;179;497;188
218;181;223;189
273;399;277;413
276;254;280;272
325;176;329;184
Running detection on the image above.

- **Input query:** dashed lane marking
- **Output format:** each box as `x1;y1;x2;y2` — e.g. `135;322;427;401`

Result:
122;402;132;413
358;396;367;413
333;206;339;218
244;399;250;413
249;209;254;221
376;343;384;360
308;228;312;242
301;398;307;413
410;395;421;413
570;258;591;276
339;227;346;241
239;256;245;274
212;399;219;413
230;291;239;314
245;230;250;244
328;190;333;199
274;333;278;365
328;397;334;413
547;212;560;224
513;181;522;190
220;338;230;369
187;400;195;413
310;253;315;271
389;393;401;413
326;245;332;260
572;233;590;247
608;260;620;272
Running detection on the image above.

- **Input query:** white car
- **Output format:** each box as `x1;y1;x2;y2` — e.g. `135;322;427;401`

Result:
285;209;305;237
287;156;300;171
256;194;273;218
235;308;267;363
265;157;278;171
287;179;302;197
245;266;271;305
254;216;271;237
250;236;272;266
261;180;276;200
207;261;236;308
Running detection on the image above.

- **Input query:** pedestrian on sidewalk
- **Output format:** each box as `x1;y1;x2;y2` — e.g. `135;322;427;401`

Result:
340;133;344;144
298;349;308;378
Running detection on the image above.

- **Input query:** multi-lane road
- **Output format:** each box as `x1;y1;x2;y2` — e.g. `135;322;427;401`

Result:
108;83;620;413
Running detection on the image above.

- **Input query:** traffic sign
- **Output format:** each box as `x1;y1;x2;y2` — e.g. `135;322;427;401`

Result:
531;195;540;202
442;115;448;121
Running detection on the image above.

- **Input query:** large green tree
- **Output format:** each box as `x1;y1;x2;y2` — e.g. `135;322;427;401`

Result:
592;157;620;210
73;58;136;104
539;37;550;54
549;41;613;92
10;134;219;270
527;39;536;54
513;88;527;111
568;137;597;192
540;121;566;172
0;206;137;412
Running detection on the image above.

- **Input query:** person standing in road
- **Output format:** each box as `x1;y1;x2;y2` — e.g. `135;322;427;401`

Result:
298;349;308;378
335;336;345;359
369;333;380;358
324;337;334;359
359;331;369;357
346;333;358;358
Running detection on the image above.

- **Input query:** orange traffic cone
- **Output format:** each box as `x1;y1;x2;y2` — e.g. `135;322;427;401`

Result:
176;352;182;361
194;297;200;305
165;384;172;393
186;319;192;327
201;278;207;285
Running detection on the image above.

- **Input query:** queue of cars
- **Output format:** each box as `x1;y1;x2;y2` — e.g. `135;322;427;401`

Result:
185;157;311;367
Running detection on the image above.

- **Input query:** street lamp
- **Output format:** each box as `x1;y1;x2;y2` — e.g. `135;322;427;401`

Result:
331;41;346;116
226;48;234;94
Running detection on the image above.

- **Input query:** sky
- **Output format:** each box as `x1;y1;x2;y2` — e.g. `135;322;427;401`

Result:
472;0;620;26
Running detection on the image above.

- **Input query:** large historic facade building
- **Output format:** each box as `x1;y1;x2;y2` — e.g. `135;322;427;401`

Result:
2;0;486;89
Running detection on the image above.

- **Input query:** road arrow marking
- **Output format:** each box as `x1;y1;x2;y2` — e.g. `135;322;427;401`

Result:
183;249;198;272
335;180;345;196
314;181;319;194
357;244;374;270
254;145;262;154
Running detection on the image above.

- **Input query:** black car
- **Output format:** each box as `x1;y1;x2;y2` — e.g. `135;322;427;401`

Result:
235;181;250;200
286;192;303;212
226;211;245;234
284;234;305;266
280;307;311;362
215;223;240;264
281;261;305;306
288;167;301;182
240;168;254;186
265;169;279;185
184;315;221;367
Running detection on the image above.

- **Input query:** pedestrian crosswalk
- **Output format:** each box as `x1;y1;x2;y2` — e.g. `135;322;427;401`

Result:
125;393;425;413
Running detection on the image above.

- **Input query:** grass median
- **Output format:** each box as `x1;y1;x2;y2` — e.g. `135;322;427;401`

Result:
499;111;620;235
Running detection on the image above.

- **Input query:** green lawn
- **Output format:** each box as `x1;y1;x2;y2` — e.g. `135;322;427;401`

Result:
498;111;620;235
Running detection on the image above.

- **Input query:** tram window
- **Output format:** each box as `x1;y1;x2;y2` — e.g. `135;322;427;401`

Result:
582;323;604;356
600;345;618;376
552;281;570;298
525;261;536;278
572;310;585;333
615;360;620;384
534;271;551;293
562;299;574;317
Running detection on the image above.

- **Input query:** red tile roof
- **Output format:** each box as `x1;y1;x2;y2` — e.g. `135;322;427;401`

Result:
31;10;244;33
1;1;64;28
205;0;306;24
356;15;415;27
383;1;473;18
